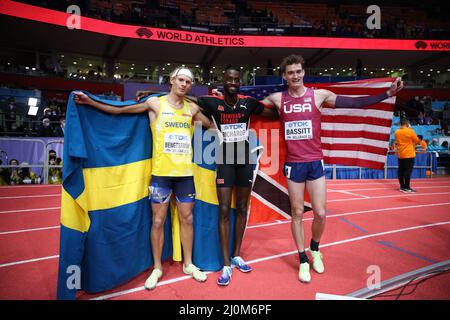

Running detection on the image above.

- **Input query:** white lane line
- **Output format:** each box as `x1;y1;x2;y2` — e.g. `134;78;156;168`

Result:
1;202;449;294
246;202;450;228
1;188;448;215
0;255;59;268
0;226;60;235
0;185;61;189
325;180;450;186
328;192;450;203
91;221;450;300
334;190;371;199
0;194;60;200
3;202;450;235
4;209;448;268
0;207;60;214
328;185;450;192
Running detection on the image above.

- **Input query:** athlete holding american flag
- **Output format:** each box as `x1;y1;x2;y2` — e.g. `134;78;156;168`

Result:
261;54;404;283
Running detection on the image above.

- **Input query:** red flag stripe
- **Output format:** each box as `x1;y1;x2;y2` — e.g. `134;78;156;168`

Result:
321;130;391;141
322;102;394;112
323;157;386;170
321;107;394;119
321;115;393;127
321;137;388;148
325;77;394;85
316;88;389;95
321;143;388;156
321;122;391;135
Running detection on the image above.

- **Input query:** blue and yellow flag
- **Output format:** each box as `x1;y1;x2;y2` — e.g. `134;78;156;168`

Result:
57;92;176;299
56;92;250;300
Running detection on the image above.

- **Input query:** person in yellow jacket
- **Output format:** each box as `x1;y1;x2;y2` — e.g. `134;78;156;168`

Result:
48;156;62;184
394;118;420;193
74;67;213;290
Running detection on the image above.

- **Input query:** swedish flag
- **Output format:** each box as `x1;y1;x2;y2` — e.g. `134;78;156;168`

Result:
57;92;175;299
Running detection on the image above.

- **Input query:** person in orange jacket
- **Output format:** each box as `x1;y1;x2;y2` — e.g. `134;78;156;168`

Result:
415;135;428;153
394;118;420;193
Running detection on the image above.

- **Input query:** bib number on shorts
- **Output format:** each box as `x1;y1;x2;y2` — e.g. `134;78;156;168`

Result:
164;133;191;154
220;123;248;143
285;165;292;178
284;120;313;140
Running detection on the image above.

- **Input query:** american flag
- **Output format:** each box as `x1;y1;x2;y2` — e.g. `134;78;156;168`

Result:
241;77;396;170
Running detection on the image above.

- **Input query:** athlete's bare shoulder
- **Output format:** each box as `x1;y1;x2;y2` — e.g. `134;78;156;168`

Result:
313;89;335;109
146;95;160;106
188;101;201;115
145;96;161;114
263;91;282;109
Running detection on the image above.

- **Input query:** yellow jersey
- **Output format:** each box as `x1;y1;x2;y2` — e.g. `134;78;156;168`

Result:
150;96;193;176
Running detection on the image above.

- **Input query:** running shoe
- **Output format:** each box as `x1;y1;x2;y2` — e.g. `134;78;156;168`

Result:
217;266;232;286
231;256;253;273
406;188;417;193
399;187;408;193
183;263;207;282
298;262;311;283
310;250;324;274
144;268;162;290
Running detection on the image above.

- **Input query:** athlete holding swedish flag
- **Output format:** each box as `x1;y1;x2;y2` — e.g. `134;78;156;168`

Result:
74;67;212;290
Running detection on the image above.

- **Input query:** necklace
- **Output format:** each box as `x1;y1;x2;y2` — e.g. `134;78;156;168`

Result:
224;97;239;109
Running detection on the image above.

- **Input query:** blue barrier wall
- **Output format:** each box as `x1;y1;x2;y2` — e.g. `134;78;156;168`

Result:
324;153;437;179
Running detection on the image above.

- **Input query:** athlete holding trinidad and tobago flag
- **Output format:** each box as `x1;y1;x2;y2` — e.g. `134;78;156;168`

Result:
195;66;276;286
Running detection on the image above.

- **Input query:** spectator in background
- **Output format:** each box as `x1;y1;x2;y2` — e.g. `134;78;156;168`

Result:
48;154;62;184
5;98;18;132
441;120;449;135
266;59;274;76
48;149;57;162
9;159;21;185
54;117;65;137
424;113;432;125
42;107;51;119
442;141;449;150
423;96;433;115
408;96;424;114
388;139;397;154
428;138;446;151
394;118;420;193
47;101;61;128
0;159;10;185
48;149;58;168
416;135;428;152
18;162;40;184
47;150;62;184
400;111;407;119
37;118;54;137
417;112;424;125
356;59;363;76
